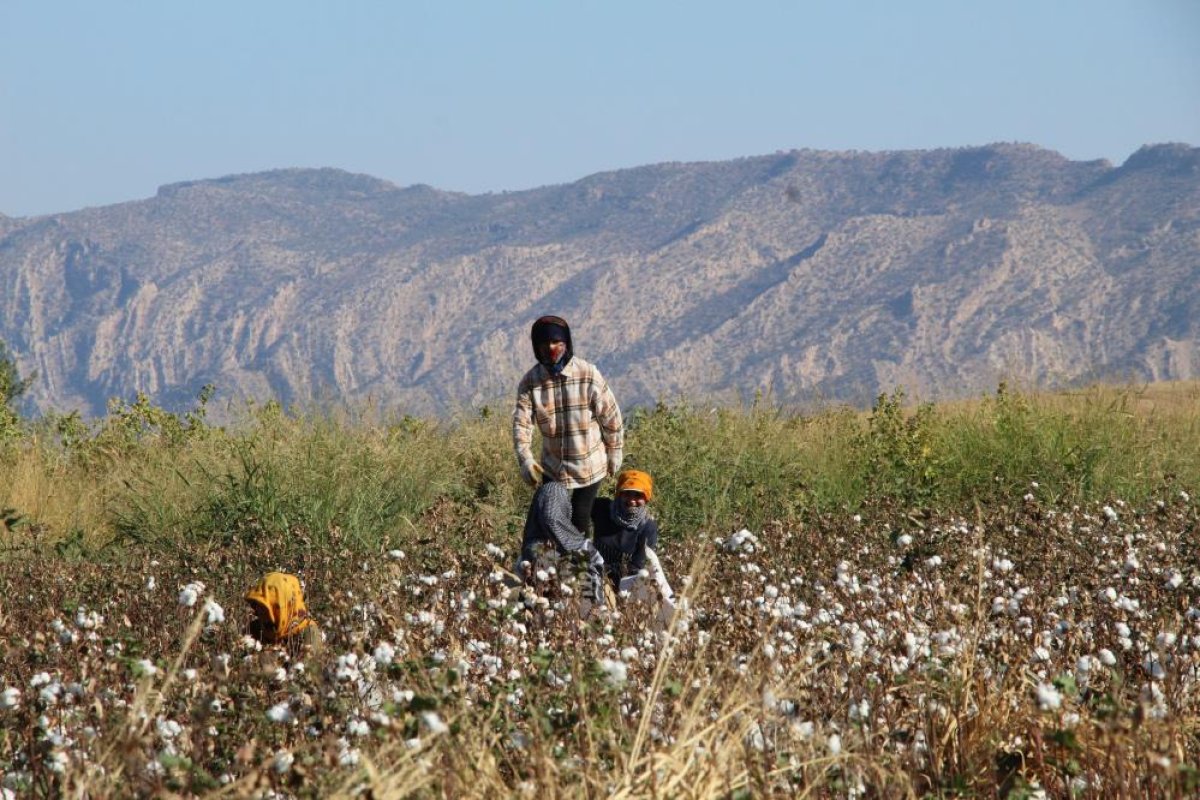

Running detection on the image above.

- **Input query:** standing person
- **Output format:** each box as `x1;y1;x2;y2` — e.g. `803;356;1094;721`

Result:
512;315;624;535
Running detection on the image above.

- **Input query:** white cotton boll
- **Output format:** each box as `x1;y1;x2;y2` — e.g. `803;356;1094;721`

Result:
993;558;1014;573
37;682;60;706
0;687;20;711
1143;656;1166;681
744;722;766;751
266;703;295;724
183;668;198;681
1165;570;1184;589
338;742;361;766
373;642;395;666
896;534;913;547
272;750;294;774
1036;683;1062;710
827;733;842;755
177;586;199;608
156;718;183;740
388;549;406;560
134;659;158;677
46;751;68;774
485;543;505;559
598;658;628;686
347;717;370;737
925;555;942;568
1033;646;1051;662
74;608;103;629
620;647;639;662
203;599;225;625
421;711;449;735
1116;622;1131;638
1103;505;1119;522
535;569;550;582
1156;632;1177;649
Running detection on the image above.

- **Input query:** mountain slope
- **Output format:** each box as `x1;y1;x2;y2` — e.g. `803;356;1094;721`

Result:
1;144;1197;416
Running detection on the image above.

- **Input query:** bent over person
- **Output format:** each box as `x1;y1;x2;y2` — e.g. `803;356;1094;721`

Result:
512;315;624;534
245;572;322;653
516;480;607;608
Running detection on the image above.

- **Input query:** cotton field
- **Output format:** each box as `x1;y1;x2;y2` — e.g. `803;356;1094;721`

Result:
2;489;1199;798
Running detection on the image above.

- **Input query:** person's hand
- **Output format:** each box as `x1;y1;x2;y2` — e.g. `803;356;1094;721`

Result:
521;462;545;487
607;453;622;478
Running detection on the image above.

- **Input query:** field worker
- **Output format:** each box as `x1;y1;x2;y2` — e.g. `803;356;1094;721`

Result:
512;315;624;536
592;469;658;583
245;572;322;653
516;480;607;609
592;469;675;612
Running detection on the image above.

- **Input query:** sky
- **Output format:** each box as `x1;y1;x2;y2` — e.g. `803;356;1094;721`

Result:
1;0;1197;217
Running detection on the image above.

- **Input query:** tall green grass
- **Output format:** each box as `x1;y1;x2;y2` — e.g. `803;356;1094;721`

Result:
2;382;1198;560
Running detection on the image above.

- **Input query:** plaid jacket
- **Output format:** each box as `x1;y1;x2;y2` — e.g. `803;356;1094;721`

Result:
512;356;623;489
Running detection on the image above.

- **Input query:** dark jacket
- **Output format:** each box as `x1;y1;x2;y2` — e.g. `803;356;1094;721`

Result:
591;497;659;582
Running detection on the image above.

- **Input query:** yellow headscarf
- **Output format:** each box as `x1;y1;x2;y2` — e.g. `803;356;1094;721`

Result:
245;572;315;642
616;469;653;502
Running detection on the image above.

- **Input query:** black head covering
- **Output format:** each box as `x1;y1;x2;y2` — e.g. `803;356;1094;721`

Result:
530;315;574;374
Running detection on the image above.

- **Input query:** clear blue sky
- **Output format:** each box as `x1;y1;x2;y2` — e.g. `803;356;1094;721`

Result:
2;0;1197;217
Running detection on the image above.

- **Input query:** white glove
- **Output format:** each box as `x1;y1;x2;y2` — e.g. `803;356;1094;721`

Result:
607;452;622;478
521;462;545;487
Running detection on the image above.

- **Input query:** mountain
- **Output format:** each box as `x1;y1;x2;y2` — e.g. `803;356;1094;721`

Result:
1;143;1198;417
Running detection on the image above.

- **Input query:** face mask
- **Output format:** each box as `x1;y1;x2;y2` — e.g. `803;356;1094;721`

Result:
611;497;648;530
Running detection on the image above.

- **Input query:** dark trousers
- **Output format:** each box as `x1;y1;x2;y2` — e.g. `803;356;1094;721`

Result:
570;480;601;536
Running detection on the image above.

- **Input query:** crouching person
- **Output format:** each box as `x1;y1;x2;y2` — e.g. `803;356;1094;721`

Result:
245;572;322;655
516;481;608;612
593;470;676;618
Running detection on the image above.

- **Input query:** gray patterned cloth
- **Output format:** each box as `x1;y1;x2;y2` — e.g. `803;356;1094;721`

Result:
516;481;606;605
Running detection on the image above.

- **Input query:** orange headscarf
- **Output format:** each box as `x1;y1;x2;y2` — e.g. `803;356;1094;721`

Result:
616;469;653;502
245;572;315;642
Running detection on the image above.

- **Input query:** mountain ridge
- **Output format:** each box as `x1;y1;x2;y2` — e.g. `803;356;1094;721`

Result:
1;142;1197;417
